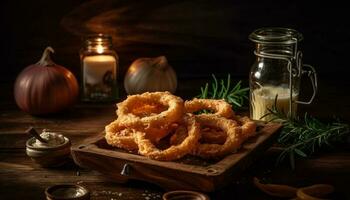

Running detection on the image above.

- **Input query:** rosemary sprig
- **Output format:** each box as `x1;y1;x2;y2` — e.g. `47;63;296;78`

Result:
198;74;249;108
263;97;350;169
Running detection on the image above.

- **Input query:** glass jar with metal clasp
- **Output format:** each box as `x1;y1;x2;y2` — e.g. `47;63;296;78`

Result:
249;27;318;121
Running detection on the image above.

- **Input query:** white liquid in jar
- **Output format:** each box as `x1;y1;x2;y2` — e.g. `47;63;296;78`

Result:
250;86;298;121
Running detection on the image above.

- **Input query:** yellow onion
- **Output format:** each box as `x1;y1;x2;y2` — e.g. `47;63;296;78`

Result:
14;46;79;115
124;56;177;94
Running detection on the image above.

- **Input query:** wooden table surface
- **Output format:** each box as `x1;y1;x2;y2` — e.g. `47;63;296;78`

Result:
1;80;349;200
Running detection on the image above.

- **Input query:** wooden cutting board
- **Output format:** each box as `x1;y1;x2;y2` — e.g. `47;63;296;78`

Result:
71;122;282;192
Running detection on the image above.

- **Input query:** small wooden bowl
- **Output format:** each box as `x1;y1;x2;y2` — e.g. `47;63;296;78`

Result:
26;136;71;167
163;190;210;200
45;184;90;200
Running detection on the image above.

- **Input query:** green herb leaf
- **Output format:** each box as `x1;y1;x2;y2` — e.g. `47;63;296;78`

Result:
264;98;350;169
197;74;249;108
294;149;307;157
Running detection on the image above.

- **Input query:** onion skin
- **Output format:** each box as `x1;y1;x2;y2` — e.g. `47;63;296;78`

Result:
124;56;177;95
14;47;79;115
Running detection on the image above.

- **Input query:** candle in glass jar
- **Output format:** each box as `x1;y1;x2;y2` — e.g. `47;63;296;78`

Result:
80;34;119;102
83;55;116;87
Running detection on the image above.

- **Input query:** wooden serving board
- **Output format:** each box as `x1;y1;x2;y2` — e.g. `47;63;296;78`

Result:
71;122;282;192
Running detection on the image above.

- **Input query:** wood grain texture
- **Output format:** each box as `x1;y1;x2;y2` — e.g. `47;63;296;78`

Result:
1;80;350;199
71;123;282;192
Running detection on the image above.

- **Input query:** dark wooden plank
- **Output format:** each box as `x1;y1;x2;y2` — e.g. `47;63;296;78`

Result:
71;122;282;192
210;150;350;200
1;149;350;200
0;151;165;200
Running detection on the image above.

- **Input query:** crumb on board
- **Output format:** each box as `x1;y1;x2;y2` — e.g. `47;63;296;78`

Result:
91;189;161;199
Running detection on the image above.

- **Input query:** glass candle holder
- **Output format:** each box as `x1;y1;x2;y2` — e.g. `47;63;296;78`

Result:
80;34;119;102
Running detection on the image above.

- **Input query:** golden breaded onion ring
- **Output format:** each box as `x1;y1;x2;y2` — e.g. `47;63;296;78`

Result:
170;126;233;146
192;116;242;159
105;119;177;149
185;98;234;118
117;92;184;129
235;116;257;140
135;114;200;161
105;120;138;151
200;128;228;144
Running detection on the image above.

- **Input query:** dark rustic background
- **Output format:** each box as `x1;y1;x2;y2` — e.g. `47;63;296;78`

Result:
1;2;350;199
1;0;350;119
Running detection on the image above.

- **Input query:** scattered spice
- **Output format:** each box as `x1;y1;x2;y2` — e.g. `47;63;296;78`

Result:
91;190;126;199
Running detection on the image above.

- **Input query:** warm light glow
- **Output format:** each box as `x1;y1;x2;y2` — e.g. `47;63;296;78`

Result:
128;66;138;74
83;55;116;62
96;45;104;54
254;71;261;79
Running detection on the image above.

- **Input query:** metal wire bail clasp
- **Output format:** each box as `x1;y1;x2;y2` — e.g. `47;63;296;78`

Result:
254;50;297;116
295;51;318;105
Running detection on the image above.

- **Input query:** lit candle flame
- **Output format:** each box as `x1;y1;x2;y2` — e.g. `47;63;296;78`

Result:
96;45;104;54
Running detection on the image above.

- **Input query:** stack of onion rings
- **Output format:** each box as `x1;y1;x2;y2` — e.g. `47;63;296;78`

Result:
105;91;257;161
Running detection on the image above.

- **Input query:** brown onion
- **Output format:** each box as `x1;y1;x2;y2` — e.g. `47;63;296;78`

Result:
14;46;79;115
124;56;177;95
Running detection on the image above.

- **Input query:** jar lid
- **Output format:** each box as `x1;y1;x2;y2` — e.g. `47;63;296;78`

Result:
84;34;112;45
249;27;303;44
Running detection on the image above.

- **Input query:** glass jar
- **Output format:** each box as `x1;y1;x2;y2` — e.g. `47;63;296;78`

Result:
80;34;119;102
249;27;317;121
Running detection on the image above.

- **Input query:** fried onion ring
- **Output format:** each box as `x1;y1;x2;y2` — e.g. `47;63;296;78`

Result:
185;98;234;118
200;128;227;144
169;125;188;146
105;119;178;149
170;127;229;145
234;116;257;140
129;102;167;117
105;120;138;151
135;114;200;161
192;116;242;159
117;92;184;129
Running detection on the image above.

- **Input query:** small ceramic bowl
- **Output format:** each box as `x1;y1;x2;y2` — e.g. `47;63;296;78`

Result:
45;184;90;200
163;190;210;200
26;136;71;167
